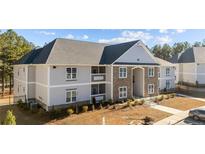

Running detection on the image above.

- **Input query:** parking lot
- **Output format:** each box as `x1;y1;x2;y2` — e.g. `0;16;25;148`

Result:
176;117;205;125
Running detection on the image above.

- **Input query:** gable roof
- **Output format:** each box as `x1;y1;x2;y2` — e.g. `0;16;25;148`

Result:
15;38;155;65
99;40;139;64
154;57;174;66
170;47;205;63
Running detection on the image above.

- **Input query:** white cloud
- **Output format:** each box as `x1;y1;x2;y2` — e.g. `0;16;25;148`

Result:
159;29;168;34
156;35;172;44
98;30;153;44
38;31;55;35
176;29;186;33
81;34;89;40
65;34;74;39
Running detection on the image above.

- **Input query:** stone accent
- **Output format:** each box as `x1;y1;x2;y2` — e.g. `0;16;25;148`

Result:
144;67;159;97
113;66;133;101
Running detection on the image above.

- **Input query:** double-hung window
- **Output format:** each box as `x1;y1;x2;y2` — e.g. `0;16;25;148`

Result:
66;89;77;103
119;67;127;78
166;67;170;76
148;67;154;77
66;68;77;80
148;84;154;94
119;86;127;99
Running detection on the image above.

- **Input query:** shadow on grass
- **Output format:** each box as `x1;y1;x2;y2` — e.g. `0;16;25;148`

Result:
0;104;51;125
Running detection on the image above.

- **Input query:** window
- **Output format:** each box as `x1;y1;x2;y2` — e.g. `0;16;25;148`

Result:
23;87;25;93
119;67;127;78
66;68;77;80
148;67;154;77
119;86;127;99
166;68;170;76
166;80;171;89
66;89;77;103
91;66;105;74
91;84;106;95
148;84;154;94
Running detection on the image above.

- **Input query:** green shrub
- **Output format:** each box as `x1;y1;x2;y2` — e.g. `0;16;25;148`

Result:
82;105;89;112
67;108;74;116
4;110;16;125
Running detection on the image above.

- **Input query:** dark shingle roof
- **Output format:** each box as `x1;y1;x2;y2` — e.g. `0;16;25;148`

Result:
100;40;139;64
170;47;205;63
15;48;42;64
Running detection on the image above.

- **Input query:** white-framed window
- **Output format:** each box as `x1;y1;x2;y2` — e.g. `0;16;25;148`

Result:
119;67;127;78
119;86;127;99
148;67;154;77
148;84;154;94
66;89;77;103
166;67;170;76
66;68;77;80
166;80;171;89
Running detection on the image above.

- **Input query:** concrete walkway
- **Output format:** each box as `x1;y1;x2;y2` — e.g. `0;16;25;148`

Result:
151;103;181;114
154;104;205;125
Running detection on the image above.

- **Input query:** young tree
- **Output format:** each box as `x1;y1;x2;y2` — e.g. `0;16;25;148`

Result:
4;110;16;125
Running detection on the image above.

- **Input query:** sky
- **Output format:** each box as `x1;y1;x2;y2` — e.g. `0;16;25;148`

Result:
2;29;205;48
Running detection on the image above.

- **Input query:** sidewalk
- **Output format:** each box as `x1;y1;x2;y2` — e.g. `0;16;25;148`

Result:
154;105;205;125
151;103;181;114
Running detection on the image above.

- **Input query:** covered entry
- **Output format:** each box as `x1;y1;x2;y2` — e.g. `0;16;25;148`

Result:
132;67;144;98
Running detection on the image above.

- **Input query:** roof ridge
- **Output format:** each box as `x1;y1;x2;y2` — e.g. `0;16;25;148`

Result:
44;39;57;64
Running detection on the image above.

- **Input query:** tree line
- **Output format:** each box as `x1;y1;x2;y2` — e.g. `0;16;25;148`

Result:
0;30;34;96
151;40;205;61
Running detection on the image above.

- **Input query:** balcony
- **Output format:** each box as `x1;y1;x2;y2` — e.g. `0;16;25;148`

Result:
91;66;106;82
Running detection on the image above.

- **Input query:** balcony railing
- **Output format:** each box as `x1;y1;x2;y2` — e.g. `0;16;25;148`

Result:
91;74;106;82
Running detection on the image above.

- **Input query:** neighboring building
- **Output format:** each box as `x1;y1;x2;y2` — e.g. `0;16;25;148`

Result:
155;57;176;93
14;38;161;111
170;47;205;87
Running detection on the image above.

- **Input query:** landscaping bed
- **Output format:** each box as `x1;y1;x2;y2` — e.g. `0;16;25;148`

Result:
48;105;171;125
159;96;205;111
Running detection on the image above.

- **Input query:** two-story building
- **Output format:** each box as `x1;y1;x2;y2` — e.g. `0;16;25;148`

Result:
14;38;174;111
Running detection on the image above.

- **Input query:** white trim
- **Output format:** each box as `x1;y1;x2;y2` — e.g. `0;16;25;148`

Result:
118;86;127;99
65;67;77;80
119;66;127;78
65;89;77;103
148;67;155;77
131;66;145;97
14;77;111;88
111;41;140;64
148;84;155;95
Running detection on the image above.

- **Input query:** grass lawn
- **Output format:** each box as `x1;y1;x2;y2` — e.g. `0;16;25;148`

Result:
0;104;50;125
48;105;171;125
159;96;205;111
